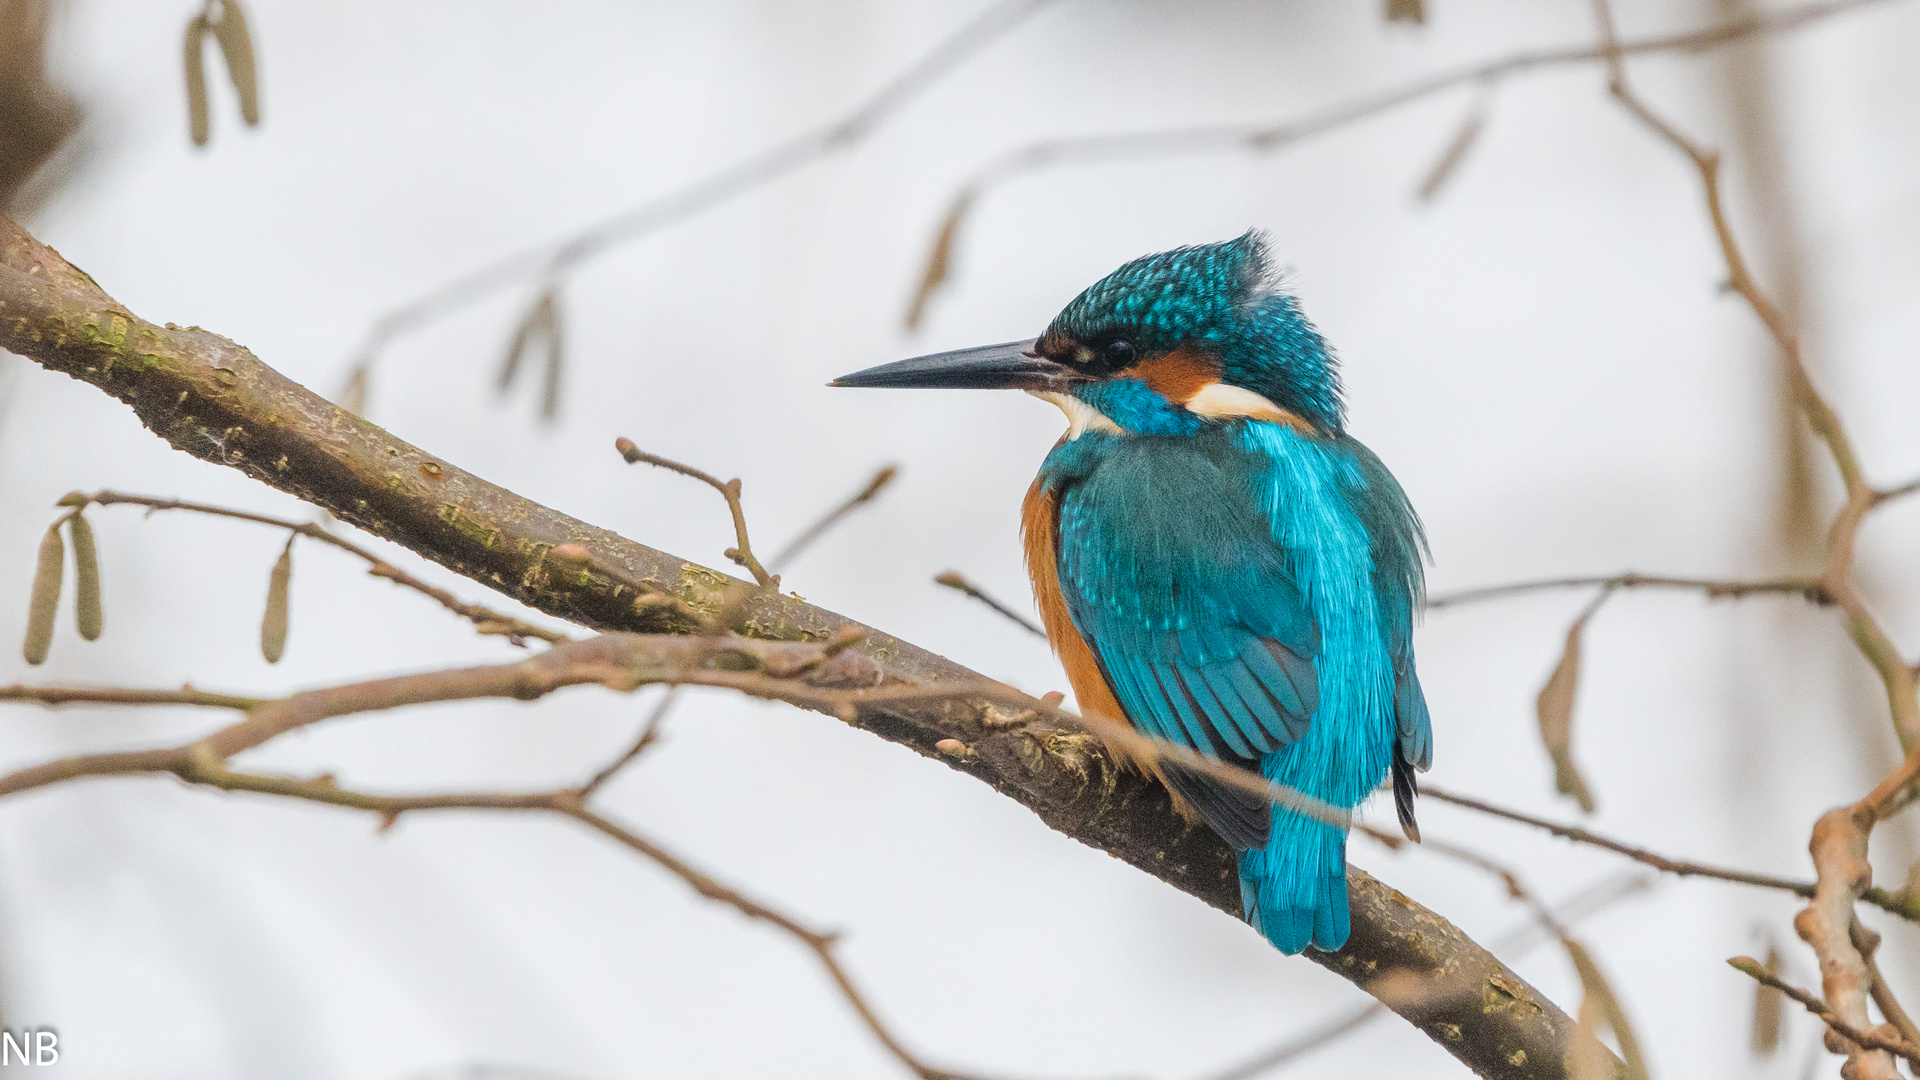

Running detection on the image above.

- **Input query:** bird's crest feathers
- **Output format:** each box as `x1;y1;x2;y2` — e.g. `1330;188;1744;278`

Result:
1039;232;1348;432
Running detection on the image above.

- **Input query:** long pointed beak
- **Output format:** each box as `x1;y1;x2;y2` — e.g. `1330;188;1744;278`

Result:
831;339;1075;391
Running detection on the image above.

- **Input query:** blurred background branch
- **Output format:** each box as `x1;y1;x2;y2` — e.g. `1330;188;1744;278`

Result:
336;0;1061;414
0;0;80;217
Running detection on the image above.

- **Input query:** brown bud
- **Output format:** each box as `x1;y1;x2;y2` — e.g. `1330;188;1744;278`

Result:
22;525;63;664
261;537;292;663
69;513;102;641
822;625;865;657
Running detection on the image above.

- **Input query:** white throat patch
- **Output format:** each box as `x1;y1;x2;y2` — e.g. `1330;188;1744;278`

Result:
1027;390;1124;440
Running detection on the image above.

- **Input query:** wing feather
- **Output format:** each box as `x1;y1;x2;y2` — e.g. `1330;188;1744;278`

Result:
1048;431;1326;851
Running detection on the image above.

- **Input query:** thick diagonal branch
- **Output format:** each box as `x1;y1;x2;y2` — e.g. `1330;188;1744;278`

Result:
0;217;1600;1080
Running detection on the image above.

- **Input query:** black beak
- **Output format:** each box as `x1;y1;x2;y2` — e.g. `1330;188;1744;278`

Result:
831;339;1076;391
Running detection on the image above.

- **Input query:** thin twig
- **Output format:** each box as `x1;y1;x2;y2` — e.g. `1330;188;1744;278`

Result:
338;0;1060;400
910;0;1899;323
1853;921;1920;1049
1871;475;1920;507
0;634;1356;834
770;465;897;573
1421;783;1918;923
934;571;1045;637
1727;958;1920;1068
158;749;995;1080
578;687;681;798
71;490;569;645
1589;0;1920;1073
1426;571;1828;610
615;438;775;588
0;684;265;710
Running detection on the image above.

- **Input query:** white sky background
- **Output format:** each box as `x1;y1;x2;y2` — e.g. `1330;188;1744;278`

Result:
3;0;1919;1077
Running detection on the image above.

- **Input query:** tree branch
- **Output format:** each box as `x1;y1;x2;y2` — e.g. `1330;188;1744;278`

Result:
339;0;1061;404
908;0;1902;324
0;216;1595;1079
1587;2;1920;1076
1422;785;1919;923
1426;571;1828;611
67;488;569;645
1727;957;1920;1069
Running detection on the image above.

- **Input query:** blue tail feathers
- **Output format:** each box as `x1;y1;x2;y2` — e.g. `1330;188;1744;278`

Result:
1238;813;1350;954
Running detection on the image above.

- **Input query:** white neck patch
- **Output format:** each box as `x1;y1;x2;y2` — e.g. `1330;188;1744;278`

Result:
1027;390;1124;440
1184;382;1299;426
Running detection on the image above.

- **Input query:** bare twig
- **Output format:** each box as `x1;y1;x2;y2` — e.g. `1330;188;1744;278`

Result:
577;687;681;798
1871;475;1920;507
1728;958;1920;1068
0;683;264;710
615;438;775;588
934;571;1045;638
910;0;1900;323
1426;571;1828;610
69;489;569;645
770;465;897;573
337;0;1060;404
1421;784;1919;923
1588;0;1920;1071
0;633;1355;1080
1852;921;1920;1049
154;750;992;1080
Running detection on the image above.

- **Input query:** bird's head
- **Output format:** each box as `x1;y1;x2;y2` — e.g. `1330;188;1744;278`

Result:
833;231;1344;439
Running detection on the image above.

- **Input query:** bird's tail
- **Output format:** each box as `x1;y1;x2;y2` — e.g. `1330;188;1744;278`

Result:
1237;811;1348;955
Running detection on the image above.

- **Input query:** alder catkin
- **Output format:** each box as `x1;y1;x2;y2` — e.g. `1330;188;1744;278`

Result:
497;297;540;392
539;291;565;421
209;0;260;126
69;512;102;641
184;13;211;146
905;191;973;330
1750;946;1783;1054
261;538;292;663
23;525;64;665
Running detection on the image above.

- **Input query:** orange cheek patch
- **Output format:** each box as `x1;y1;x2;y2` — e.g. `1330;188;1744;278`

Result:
1121;346;1221;404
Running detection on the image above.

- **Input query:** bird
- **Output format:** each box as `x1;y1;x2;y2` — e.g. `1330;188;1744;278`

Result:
832;232;1429;955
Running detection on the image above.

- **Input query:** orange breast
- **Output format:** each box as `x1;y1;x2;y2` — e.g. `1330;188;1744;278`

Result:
1021;477;1126;728
1022;476;1193;821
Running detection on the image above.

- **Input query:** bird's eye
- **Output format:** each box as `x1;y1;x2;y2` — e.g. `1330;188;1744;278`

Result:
1104;340;1135;365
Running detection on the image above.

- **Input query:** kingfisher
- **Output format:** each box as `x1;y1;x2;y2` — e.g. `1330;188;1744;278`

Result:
833;233;1430;954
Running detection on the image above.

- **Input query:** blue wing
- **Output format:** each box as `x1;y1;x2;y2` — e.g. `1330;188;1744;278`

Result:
1042;426;1431;848
1342;432;1432;835
1045;430;1321;849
